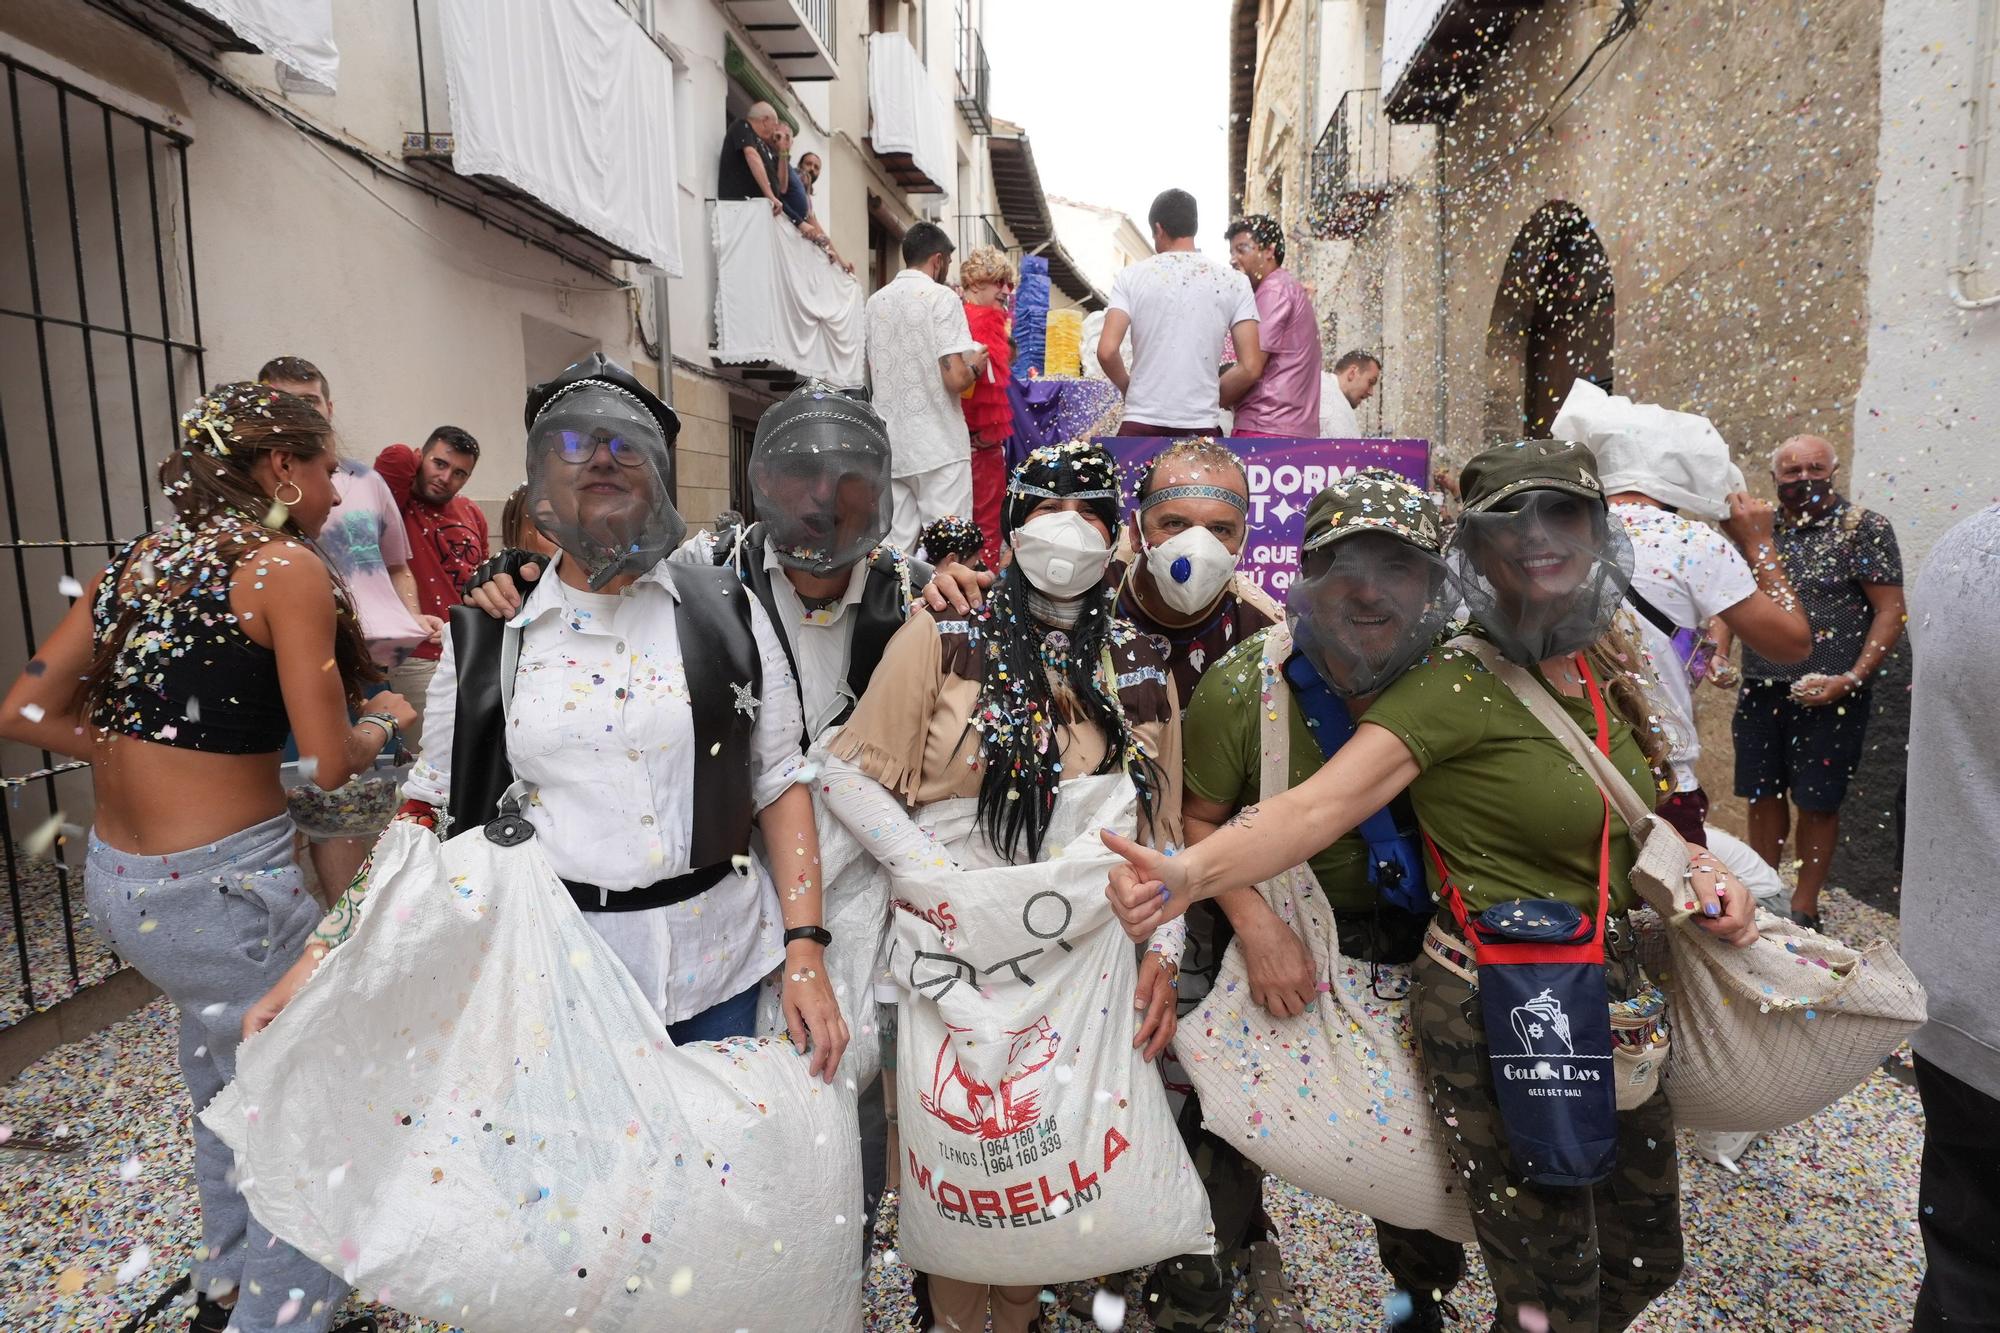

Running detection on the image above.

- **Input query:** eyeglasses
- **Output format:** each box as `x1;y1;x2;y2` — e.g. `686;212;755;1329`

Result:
553;430;647;468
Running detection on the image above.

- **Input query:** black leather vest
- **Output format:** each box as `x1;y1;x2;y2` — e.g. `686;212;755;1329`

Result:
447;563;760;864
726;524;929;743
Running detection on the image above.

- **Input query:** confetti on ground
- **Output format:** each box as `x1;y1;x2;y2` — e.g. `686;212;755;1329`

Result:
0;855;119;1027
0;890;1923;1331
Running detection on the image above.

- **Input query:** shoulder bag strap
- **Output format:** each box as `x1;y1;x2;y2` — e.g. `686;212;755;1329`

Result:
1446;635;1654;834
1625;587;1683;640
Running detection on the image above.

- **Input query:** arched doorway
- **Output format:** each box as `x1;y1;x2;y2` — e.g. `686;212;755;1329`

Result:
1483;203;1615;439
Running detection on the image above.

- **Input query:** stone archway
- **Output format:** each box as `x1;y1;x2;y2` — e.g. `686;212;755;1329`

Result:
1483;202;1615;440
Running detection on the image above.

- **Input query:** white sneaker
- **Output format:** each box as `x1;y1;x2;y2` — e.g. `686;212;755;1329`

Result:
1693;1129;1759;1174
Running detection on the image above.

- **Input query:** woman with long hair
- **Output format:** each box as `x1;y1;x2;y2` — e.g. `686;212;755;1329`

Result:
822;440;1185;1332
0;383;410;1333
1101;440;1764;1333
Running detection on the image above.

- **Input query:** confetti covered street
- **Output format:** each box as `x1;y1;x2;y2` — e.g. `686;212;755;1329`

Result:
1;890;1925;1332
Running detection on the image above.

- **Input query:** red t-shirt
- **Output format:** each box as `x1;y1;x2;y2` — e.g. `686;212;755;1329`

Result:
373;444;490;660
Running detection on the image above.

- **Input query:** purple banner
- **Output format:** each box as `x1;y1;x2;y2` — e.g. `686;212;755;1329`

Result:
1096;437;1432;597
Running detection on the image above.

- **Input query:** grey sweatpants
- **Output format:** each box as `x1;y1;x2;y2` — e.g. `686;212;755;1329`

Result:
86;813;348;1333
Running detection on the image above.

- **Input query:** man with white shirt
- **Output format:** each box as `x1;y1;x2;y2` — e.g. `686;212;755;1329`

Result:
1318;348;1380;438
865;222;987;552
1584;422;1811;844
1098;188;1264;435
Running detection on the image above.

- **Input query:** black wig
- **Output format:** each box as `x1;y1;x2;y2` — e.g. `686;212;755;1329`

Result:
969;442;1161;862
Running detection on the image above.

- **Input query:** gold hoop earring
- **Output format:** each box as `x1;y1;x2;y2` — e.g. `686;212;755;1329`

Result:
274;480;305;507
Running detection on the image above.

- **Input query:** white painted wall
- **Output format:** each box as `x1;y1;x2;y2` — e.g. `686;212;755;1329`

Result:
1850;0;2000;566
1050;199;1151;295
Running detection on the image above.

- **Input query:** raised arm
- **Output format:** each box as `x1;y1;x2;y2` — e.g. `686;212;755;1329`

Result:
1102;720;1420;939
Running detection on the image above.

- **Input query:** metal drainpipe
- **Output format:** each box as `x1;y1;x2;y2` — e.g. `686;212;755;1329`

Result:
653;273;674;407
1950;0;2000;309
1435;145;1449;458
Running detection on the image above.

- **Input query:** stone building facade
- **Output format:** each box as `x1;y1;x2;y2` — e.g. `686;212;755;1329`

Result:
1229;0;1903;885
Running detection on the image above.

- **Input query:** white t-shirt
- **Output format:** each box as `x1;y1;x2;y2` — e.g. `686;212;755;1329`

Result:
1614;502;1758;792
1107;251;1258;429
865;268;982;478
1319;376;1362;438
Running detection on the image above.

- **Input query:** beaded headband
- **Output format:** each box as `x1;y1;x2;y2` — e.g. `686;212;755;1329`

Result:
1140;483;1248;513
1009;481;1119;502
531;379;658;429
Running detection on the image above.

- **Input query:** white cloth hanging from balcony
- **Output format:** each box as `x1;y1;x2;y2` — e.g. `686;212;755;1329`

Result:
440;0;683;273
712;201;866;385
187;0;338;90
866;31;954;193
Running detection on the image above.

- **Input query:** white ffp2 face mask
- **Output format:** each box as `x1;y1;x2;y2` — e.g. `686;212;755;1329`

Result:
1142;525;1241;615
1010;510;1113;600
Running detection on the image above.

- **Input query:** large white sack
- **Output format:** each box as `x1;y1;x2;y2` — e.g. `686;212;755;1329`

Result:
887;774;1214;1285
204;821;862;1333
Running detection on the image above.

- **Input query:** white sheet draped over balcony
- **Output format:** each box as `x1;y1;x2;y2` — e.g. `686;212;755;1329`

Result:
712;201;865;385
867;31;954;193
1382;0;1451;105
439;0;683;273
189;0;339;89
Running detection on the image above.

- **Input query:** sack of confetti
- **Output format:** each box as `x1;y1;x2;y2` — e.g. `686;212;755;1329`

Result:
1630;905;1926;1132
204;821;863;1333
1179;858;1475;1244
1174;625;1473;1241
887;773;1214;1285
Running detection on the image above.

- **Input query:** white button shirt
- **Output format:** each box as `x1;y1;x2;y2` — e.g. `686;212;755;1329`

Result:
757;540;872;740
406;555;807;1024
864;268;982;478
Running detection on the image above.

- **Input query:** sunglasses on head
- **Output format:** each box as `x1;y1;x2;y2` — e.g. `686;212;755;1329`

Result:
553;429;647;468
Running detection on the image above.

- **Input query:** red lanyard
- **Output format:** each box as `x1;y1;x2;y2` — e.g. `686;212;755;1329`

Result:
1428;652;1613;963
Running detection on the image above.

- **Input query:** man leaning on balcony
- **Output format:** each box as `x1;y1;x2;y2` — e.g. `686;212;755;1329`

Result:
718;101;787;215
865;222;988;553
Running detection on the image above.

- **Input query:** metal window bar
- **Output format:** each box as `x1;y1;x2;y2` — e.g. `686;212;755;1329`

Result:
1310;88;1394;241
953;6;990;135
957;211;1007;258
0;52;205;1026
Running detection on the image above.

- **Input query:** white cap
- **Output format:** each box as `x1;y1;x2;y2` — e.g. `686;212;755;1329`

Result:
1550;378;1745;521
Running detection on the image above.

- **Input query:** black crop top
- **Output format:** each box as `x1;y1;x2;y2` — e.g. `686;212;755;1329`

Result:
90;522;291;754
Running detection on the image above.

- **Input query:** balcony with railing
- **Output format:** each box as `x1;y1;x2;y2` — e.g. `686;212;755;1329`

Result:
954;7;992;135
1310;89;1396;240
1383;0;1546;123
720;0;840;82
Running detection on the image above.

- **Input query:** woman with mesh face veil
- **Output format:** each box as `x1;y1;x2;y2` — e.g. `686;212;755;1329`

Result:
1102;441;1767;1333
0;384;407;1333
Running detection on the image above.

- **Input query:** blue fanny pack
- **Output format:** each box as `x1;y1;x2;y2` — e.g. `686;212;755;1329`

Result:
1282;653;1431;916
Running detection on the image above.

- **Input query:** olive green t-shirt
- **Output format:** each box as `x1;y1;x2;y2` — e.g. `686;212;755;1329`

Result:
1181;629;1380;910
1358;637;1659;916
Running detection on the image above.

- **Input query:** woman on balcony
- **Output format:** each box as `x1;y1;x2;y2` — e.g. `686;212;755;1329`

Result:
0;383;411;1333
958;246;1015;569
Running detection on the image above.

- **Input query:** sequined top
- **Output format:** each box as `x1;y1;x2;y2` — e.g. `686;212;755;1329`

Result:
89;521;291;754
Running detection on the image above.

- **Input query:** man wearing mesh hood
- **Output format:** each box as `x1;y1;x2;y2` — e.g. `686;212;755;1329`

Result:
1178;471;1466;1333
404;355;847;1077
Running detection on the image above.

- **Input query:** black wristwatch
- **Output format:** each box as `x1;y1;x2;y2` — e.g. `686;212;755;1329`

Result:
783;925;833;948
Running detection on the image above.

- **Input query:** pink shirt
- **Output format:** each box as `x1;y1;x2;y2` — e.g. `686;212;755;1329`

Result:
1231;267;1322;437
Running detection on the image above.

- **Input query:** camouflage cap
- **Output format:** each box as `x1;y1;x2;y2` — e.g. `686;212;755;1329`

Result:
1458;438;1605;514
1300;469;1445;555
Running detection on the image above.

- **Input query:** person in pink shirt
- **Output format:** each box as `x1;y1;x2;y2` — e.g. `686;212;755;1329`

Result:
1225;214;1323;437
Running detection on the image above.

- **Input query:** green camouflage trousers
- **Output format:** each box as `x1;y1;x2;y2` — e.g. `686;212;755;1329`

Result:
1146;908;1466;1332
1412;929;1684;1332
